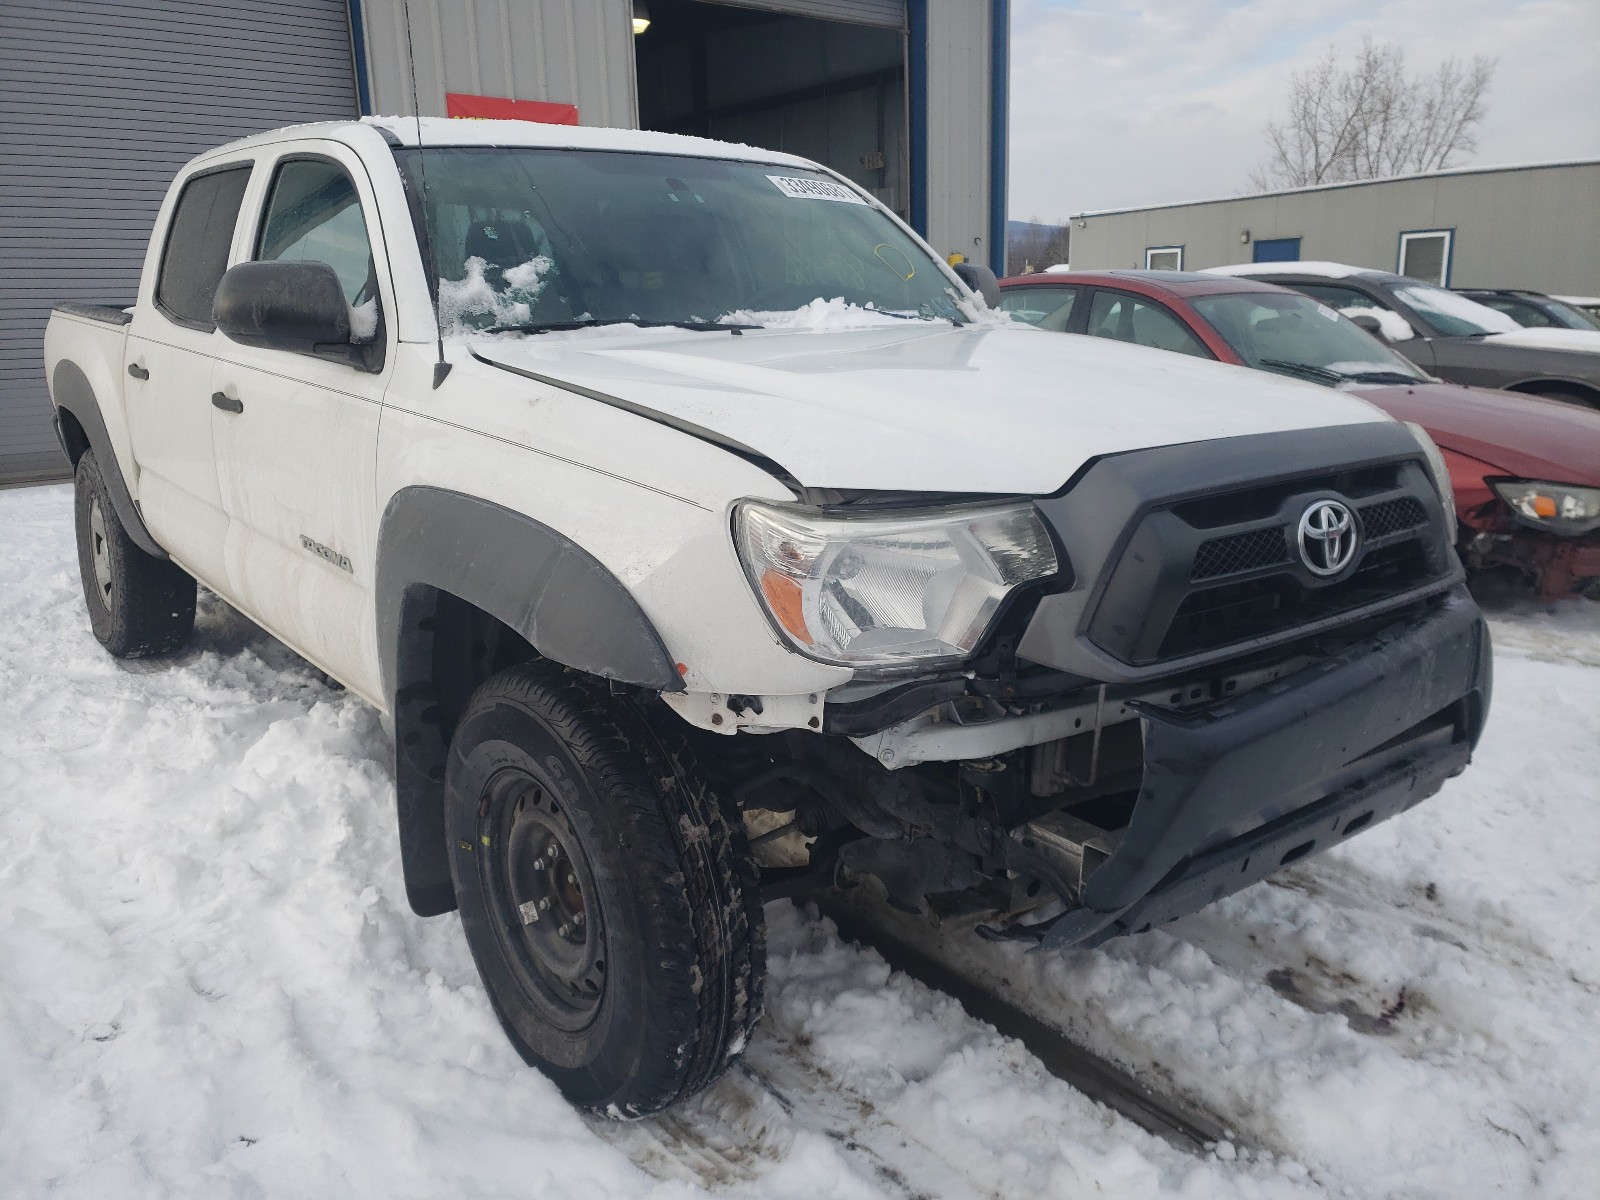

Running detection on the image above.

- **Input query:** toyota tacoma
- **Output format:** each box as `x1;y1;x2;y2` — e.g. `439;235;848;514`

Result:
44;118;1491;1117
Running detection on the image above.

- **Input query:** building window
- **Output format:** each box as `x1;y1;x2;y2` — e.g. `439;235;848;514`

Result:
1145;245;1183;271
1398;229;1453;286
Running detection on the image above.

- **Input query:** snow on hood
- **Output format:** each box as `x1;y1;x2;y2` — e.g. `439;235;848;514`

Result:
471;323;1390;493
1483;327;1600;354
1352;382;1600;486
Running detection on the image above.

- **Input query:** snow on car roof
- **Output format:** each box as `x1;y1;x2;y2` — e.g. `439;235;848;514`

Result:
1202;261;1378;279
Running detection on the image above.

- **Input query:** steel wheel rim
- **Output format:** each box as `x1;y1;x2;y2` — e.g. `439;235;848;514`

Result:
483;768;607;1030
88;498;113;609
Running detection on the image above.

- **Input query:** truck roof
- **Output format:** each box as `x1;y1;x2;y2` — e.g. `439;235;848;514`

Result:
194;116;820;171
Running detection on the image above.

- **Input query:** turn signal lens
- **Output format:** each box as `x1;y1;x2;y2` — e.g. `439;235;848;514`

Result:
1491;480;1600;535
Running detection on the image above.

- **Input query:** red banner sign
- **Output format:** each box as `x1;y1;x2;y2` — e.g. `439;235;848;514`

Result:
445;93;579;125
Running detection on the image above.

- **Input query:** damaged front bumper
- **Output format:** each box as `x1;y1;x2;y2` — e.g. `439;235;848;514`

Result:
1013;585;1491;951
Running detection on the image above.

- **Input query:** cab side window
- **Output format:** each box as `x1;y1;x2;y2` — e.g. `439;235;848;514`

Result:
256;159;378;320
999;286;1079;331
155;165;253;329
1085;291;1210;358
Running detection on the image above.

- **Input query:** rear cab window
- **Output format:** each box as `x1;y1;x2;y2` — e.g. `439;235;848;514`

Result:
154;165;253;329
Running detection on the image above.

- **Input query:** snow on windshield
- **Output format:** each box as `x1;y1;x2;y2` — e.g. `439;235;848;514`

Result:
1338;304;1416;342
718;296;946;331
438;255;556;336
1392;284;1521;334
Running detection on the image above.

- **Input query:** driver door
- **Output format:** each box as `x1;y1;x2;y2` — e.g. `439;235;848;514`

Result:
210;144;393;701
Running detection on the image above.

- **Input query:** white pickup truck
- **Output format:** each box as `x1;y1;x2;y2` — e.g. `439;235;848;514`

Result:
45;117;1490;1117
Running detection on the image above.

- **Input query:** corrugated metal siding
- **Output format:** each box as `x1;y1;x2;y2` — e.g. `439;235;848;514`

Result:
359;0;638;129
1070;163;1600;295
923;0;990;262
0;0;358;484
704;0;907;30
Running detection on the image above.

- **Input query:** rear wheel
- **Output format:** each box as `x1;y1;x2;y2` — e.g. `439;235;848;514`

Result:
444;662;765;1116
73;450;195;657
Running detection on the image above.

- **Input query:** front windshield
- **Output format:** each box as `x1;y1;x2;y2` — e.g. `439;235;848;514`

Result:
1546;298;1600;331
1389;282;1521;337
395;147;966;335
1190;291;1426;385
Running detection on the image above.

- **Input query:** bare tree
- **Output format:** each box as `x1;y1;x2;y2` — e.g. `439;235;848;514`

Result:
1252;39;1494;190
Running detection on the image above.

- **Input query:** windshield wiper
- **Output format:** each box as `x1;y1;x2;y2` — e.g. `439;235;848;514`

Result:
1258;358;1342;385
1335;369;1425;385
482;317;764;335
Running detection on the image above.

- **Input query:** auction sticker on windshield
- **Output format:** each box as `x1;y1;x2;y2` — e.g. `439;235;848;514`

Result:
768;175;868;204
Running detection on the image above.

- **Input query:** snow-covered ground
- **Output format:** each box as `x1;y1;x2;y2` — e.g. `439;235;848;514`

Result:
2;481;1597;1199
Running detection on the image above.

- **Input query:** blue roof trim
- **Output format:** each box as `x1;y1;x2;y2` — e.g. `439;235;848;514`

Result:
989;0;1009;276
907;0;929;239
347;0;373;116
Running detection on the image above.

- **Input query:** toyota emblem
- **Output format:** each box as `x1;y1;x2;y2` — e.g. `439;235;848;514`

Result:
1297;499;1359;576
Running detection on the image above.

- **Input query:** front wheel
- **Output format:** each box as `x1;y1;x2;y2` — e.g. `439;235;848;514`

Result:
444;662;765;1116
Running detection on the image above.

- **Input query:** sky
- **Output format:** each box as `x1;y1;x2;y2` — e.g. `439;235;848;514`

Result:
1006;0;1600;221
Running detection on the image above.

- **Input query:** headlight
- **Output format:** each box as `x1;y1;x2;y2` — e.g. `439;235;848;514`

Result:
1491;480;1600;535
735;500;1060;669
1404;422;1456;543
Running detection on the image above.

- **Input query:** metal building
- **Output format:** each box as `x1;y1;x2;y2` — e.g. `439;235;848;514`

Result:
1068;160;1600;296
0;0;1008;484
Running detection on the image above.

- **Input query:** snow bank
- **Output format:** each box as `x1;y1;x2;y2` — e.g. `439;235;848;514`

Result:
3;483;1598;1198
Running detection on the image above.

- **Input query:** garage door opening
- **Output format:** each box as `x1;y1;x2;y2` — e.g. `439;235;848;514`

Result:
634;0;909;219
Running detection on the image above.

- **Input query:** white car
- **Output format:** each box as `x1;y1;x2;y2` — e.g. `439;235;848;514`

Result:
44;118;1491;1116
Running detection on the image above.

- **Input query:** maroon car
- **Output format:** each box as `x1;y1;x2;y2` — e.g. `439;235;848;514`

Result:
998;270;1600;598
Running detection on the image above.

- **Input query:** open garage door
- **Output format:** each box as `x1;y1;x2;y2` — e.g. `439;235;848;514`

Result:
702;0;905;28
635;0;909;218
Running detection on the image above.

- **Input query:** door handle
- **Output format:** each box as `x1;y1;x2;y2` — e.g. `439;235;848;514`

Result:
127;363;149;380
211;391;243;414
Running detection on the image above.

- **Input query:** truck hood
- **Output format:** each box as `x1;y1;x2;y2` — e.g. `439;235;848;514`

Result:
473;324;1390;494
1353;381;1600;487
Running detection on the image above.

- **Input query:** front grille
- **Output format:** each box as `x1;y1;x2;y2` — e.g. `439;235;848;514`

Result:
1360;496;1428;540
1083;457;1450;666
1192;527;1290;581
1159;541;1432;659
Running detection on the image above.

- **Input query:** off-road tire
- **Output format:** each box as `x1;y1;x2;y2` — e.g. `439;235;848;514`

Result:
73;450;196;657
444;661;765;1116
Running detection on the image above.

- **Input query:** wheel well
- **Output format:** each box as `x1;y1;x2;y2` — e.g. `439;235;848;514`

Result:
56;405;90;464
1505;380;1600;407
392;584;541;917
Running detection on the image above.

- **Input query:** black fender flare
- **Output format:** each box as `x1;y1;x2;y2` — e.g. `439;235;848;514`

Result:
376;486;683;916
50;359;168;559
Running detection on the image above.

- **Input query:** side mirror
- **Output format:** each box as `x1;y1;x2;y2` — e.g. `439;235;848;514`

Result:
1348;313;1387;340
951;261;1001;308
214;260;354;359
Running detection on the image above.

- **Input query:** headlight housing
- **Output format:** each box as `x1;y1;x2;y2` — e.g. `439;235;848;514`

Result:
1491;480;1600;535
735;500;1060;669
1404;422;1457;543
